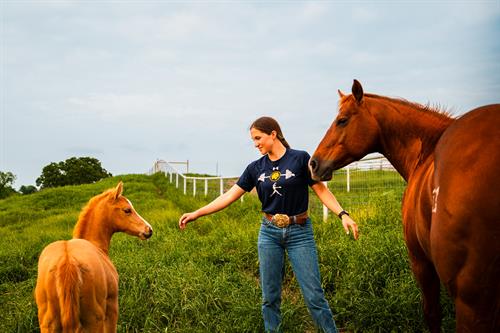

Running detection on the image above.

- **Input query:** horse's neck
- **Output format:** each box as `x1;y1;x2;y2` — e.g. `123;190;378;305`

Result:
73;206;113;255
373;100;453;181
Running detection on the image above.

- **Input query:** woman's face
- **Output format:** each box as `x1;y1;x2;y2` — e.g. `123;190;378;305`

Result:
250;127;276;155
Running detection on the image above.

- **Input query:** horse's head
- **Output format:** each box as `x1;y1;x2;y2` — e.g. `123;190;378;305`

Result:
310;80;380;181
106;182;153;240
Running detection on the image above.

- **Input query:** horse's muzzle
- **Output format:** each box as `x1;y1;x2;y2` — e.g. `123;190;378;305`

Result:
141;228;153;240
309;157;334;181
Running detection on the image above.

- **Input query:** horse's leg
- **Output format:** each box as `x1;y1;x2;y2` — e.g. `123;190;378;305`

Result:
35;285;49;333
410;254;441;333
432;209;500;332
404;207;442;332
36;275;62;332
37;301;62;332
104;296;118;333
450;255;500;333
79;284;106;333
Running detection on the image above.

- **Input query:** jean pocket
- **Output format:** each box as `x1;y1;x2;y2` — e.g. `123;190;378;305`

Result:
297;218;311;229
261;217;272;228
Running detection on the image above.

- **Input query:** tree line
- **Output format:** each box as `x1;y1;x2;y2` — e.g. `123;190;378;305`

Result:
0;157;112;199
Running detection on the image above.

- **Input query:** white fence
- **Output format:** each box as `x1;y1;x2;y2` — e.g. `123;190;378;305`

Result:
148;154;404;222
148;159;241;198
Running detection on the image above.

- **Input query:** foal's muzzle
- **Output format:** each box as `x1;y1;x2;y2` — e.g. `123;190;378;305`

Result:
141;227;153;240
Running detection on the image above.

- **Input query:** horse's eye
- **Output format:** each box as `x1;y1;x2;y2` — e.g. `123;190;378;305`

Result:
336;117;348;127
123;208;132;214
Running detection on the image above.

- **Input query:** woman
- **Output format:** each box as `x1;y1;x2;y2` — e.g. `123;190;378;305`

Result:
179;116;358;332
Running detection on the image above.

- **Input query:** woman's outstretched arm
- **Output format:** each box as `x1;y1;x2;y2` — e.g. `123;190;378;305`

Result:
179;184;246;229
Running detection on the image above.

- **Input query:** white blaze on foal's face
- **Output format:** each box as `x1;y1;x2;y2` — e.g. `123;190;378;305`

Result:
117;197;153;239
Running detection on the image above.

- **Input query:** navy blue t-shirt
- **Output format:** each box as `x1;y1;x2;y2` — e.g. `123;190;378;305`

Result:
236;148;317;216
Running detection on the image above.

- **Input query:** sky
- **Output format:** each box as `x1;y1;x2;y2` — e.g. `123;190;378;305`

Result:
2;0;499;188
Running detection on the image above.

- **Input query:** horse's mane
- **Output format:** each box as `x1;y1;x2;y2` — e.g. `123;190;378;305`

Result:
73;189;114;237
364;93;455;120
339;93;455;159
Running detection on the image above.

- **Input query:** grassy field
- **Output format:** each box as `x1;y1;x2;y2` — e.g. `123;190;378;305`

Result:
0;173;455;332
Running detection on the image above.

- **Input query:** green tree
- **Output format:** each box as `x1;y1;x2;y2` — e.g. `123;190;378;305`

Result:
36;162;66;188
36;157;112;188
19;185;38;195
0;171;17;199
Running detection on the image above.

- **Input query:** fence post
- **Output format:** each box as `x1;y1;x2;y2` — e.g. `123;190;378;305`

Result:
193;178;196;196
346;166;350;192
183;177;186;195
220;178;224;196
322;181;329;222
169;171;172;183
176;173;179;188
205;179;208;196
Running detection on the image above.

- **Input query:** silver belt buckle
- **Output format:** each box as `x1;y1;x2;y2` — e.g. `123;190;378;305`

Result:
272;214;290;228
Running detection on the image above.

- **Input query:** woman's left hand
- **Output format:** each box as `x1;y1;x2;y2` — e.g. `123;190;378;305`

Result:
341;215;359;240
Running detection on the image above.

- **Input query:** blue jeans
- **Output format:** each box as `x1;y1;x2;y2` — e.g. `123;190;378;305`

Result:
258;217;338;333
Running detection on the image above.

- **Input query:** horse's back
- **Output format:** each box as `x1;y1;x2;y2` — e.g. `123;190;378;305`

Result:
432;104;500;330
434;104;500;220
36;239;118;332
37;238;115;286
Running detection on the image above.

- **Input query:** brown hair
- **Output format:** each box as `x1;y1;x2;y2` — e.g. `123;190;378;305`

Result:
250;116;290;149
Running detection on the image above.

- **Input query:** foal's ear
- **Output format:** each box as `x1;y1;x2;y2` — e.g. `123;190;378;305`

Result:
113;181;123;200
352;79;364;103
338;89;345;98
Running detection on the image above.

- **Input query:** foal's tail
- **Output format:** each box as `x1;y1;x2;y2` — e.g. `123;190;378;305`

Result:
55;242;82;333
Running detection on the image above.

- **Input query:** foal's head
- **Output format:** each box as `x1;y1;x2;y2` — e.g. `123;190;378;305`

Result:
103;182;153;240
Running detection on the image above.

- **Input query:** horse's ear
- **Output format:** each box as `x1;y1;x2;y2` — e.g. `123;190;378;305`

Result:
338;89;345;98
352;79;364;103
113;182;123;200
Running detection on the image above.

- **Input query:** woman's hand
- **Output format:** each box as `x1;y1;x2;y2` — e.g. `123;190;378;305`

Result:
341;215;359;240
179;211;199;230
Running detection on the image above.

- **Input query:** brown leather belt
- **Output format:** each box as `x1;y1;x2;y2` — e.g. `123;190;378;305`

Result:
264;212;308;228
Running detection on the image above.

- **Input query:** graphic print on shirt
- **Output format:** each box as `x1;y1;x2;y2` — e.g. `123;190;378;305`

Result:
257;166;295;196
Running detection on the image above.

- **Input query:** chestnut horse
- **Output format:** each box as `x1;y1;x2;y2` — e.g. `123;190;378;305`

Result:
309;80;500;332
35;182;153;333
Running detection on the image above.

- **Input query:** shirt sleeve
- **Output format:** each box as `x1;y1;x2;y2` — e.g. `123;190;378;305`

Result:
236;164;255;192
304;151;318;187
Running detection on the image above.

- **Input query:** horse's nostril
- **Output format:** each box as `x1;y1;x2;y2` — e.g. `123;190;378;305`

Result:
309;158;318;172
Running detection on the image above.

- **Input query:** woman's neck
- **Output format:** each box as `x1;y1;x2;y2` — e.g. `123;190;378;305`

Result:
268;143;287;161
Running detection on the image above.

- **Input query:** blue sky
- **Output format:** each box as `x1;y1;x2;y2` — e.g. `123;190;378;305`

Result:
2;0;499;188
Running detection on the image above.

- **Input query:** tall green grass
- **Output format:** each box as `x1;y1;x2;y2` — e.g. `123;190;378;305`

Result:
0;173;454;332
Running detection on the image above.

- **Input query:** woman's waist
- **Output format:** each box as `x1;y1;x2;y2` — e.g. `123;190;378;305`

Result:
262;211;308;227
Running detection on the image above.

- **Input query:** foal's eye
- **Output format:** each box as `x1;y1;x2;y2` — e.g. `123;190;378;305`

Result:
336;117;348;127
123;208;132;214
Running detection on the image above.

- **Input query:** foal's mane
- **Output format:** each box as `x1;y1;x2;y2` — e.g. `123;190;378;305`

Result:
73;189;114;236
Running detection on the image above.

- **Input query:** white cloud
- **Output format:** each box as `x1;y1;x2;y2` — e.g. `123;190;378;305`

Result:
351;6;379;23
300;2;329;21
448;2;500;24
2;1;499;187
66;93;173;119
351;52;380;65
114;11;207;42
